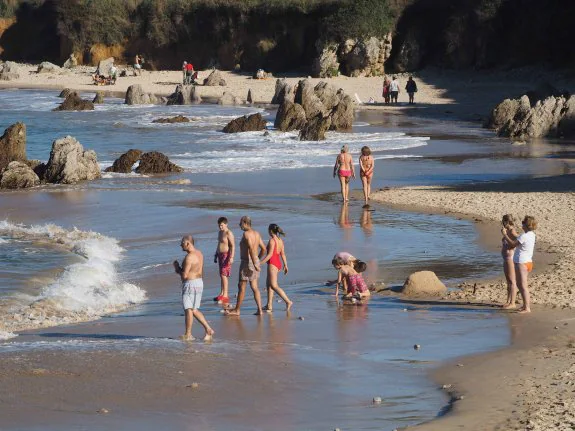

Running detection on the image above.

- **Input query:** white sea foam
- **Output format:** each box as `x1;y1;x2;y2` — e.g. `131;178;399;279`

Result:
0;221;147;330
0;238;9;244
0;331;18;340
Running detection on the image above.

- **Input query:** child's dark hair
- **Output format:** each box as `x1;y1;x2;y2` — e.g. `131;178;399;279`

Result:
217;217;228;225
354;260;367;273
268;223;285;236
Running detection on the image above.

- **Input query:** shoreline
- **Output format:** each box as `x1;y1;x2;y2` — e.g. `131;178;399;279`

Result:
371;180;575;430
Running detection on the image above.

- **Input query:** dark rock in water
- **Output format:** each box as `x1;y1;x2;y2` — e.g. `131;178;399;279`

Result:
125;84;159;105
59;88;74;98
0;122;27;171
271;79;294;105
152;115;190;124
105;149;143;173
0;161;40;189
44;136;101;184
135;151;183;174
93;91;105;104
295;79;325;119
329;90;354;131
53;93;94;111
274;100;306;132
299;114;331;141
203;69;227;86
223;113;266;133
166;84;202;105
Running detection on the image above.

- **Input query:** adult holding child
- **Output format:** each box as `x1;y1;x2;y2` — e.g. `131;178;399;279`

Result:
225;216;267;316
260;224;293;312
501;216;537;313
333;145;355;202
359;145;374;207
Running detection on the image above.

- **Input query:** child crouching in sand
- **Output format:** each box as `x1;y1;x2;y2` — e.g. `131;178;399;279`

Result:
332;256;370;300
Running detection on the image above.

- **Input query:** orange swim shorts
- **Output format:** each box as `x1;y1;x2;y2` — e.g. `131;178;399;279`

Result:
524;262;533;272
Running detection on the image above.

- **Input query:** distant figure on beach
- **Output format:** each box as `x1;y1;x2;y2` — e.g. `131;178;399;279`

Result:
182;61;188;83
259;224;293;312
184;62;195;85
359;145;374;207
332;255;370;300
213;217;234;305
405;76;418;104
134;55;142;76
501;216;537;313
109;64;117;84
333;145;355;202
173;235;214;341
500;214;518;309
225;216;266;316
382;76;391;104
389;76;400;104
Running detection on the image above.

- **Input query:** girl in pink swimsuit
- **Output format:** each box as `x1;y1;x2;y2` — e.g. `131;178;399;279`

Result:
332;256;370;300
333;145;355;202
260;224;293;312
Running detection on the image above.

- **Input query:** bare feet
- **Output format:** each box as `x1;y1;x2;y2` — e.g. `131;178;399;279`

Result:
203;330;215;342
501;303;516;310
286;301;293;311
254;309;263;316
262;305;273;313
180;334;196;341
224;309;240;316
517;308;531;314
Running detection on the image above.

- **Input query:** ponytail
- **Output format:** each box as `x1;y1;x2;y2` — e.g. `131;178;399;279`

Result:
268;223;285;237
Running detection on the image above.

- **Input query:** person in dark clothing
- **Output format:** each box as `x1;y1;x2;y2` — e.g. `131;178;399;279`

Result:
405;76;418;104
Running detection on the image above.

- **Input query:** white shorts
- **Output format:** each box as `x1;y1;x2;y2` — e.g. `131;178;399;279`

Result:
182;279;203;310
134;64;142;70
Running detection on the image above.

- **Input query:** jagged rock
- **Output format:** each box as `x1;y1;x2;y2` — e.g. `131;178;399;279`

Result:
53;93;94;111
135;151;183;174
299;114;331;141
295;79;325;119
203;70;227;86
37;62;61;74
274;100;307;131
152;115;190;124
218;92;244;106
0;161;40;189
402;271;447;297
0;122;27;171
26;160;47;180
125;85;158;105
105;149;142;173
59;88;74;98
166;84;202;105
247;89;253;104
338;36;388;77
0;61;20;80
312;42;340;78
271;79;294;104
329;91;354;131
92;91;105;104
62;53;78;69
95;57;114;76
223;113;267;133
44;136;101;184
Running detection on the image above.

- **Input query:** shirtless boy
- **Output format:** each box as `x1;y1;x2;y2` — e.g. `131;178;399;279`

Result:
213;217;235;305
173;235;214;341
225;216;267;316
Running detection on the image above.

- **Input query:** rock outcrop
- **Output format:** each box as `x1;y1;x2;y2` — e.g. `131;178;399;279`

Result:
53;92;95;111
311;43;340;78
0;122;27;171
0;161;40;189
104;149;143;173
166;84;202;105
299;114;331;141
271;79;294;105
125;85;159;105
247;89;253;104
36;62;61;74
135;151;183;174
488;93;575;139
95;57;114;76
401;271;447;297
0;61;20;81
92;91;105;104
274;100;306;132
62;53;78;69
152;115;190;124
44;136;101;184
218;92;244;106
58;88;74;98
203;69;226;86
223;113;267;133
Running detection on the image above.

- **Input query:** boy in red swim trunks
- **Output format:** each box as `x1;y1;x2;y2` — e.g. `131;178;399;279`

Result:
213;217;235;304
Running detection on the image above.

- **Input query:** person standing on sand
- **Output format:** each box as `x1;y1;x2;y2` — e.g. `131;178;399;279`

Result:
405;76;418;104
173;235;215;341
260;224;293;312
333;145;355;202
501;216;537;313
382;76;391;104
389;76;400;104
225;216;266;316
359;145;374;207
213;217;234;305
500;214;518;309
134;54;142;76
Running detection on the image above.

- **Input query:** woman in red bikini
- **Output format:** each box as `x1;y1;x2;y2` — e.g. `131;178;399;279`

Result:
260;224;293;312
359;145;374;207
333;145;355;202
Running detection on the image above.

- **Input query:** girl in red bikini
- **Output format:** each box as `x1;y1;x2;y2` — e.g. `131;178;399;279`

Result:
332;256;370;300
359;146;374;207
260;224;293;312
333;145;355;202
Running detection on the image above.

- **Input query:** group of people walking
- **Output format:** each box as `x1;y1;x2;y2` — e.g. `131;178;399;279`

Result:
333;145;374;206
382;75;418;105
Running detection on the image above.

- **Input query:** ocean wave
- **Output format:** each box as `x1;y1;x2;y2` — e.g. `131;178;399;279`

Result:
0;331;18;340
0;221;147;333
